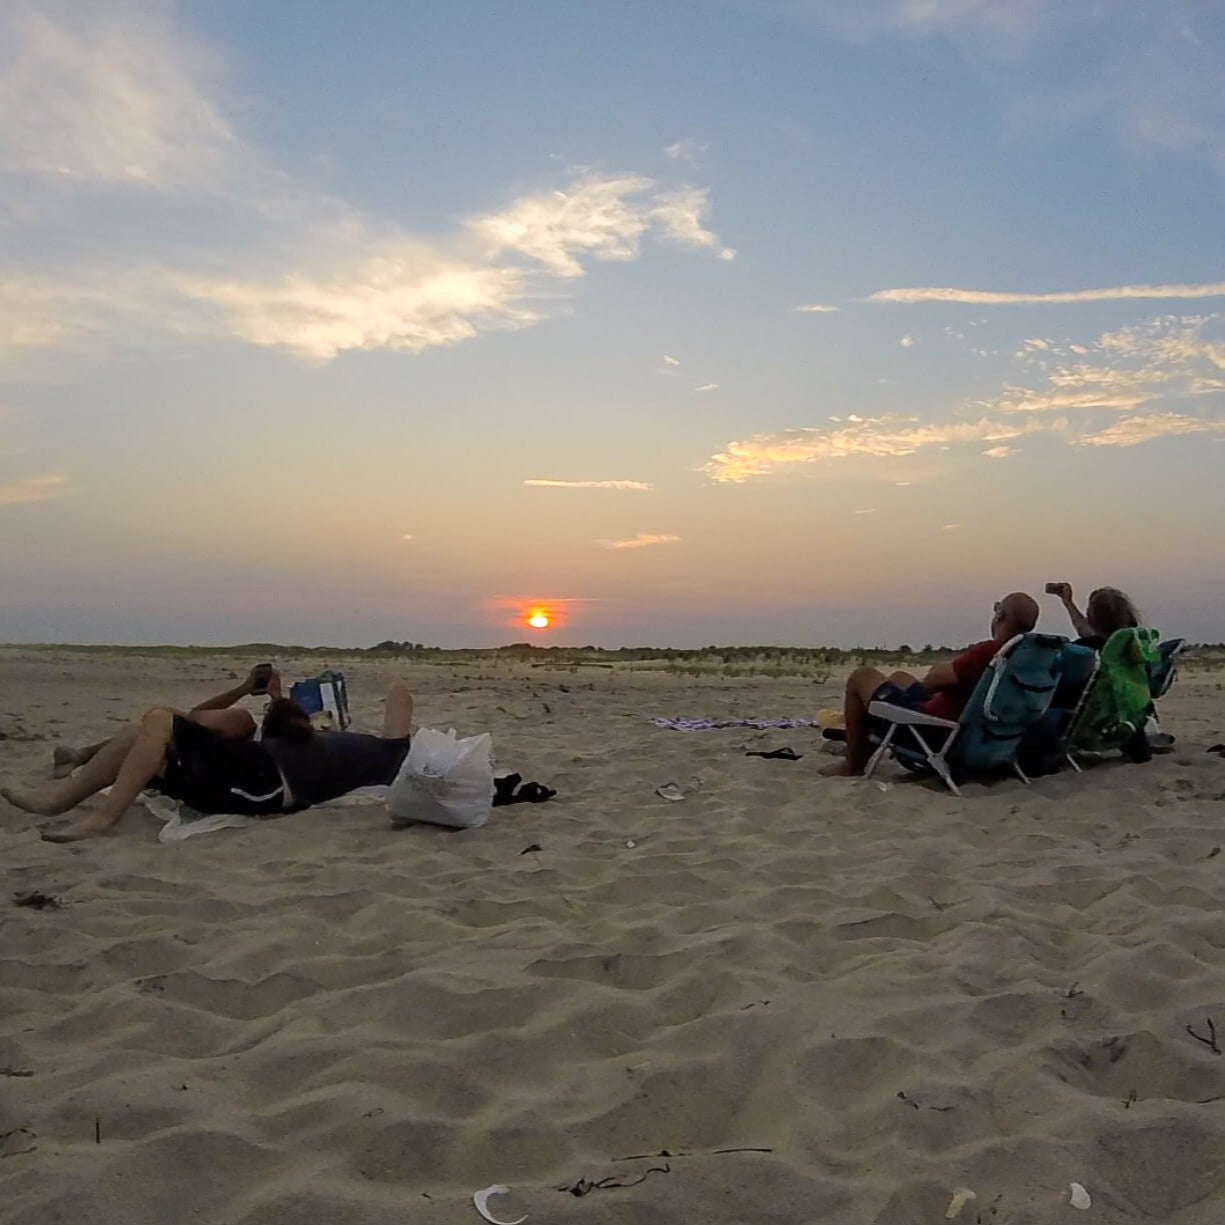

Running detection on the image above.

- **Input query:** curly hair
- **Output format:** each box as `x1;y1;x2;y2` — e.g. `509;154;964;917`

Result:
1086;587;1140;637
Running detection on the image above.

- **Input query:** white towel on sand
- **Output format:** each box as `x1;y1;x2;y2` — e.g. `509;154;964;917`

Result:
140;787;389;843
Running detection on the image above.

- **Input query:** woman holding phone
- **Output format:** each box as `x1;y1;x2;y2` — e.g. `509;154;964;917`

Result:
1045;582;1140;649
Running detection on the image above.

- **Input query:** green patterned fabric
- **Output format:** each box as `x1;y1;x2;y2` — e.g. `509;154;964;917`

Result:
1070;627;1161;753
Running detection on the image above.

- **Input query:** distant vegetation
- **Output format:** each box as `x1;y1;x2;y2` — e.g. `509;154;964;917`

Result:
11;639;1225;683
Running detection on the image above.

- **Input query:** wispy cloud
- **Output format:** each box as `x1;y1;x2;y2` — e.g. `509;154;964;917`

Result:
0;472;69;508
980;315;1225;415
0;171;734;363
596;533;681;549
524;479;652;491
1080;413;1225;448
663;354;680;366
694;383;719;392
899;334;916;348
663;138;709;164
0;4;237;191
705;416;1051;482
707;312;1225;482
870;281;1225;306
794;303;841;313
0;10;734;365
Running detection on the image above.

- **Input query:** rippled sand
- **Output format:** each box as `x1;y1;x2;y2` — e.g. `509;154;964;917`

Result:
3;648;1225;1224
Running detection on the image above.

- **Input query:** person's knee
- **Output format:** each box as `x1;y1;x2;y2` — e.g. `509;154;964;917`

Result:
846;666;885;697
139;707;176;735
887;671;917;688
386;680;413;699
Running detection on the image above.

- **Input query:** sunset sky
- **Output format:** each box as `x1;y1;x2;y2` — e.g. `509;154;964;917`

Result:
2;1;1224;648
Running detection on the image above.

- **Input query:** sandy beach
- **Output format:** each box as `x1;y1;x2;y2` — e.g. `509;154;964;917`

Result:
3;647;1225;1225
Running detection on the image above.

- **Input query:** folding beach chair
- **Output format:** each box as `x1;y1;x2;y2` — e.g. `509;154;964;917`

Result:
1017;641;1100;777
863;633;1067;796
1066;627;1161;764
1149;637;1187;701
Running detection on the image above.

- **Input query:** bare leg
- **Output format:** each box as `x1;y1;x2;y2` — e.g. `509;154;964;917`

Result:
52;739;110;779
41;709;176;842
6;723;143;814
820;666;890;777
820;667;923;777
382;681;415;738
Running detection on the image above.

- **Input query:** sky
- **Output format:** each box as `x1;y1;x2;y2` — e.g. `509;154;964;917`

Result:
2;0;1224;649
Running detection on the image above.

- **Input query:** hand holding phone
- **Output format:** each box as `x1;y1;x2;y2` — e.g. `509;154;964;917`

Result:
1045;581;1072;600
250;662;273;695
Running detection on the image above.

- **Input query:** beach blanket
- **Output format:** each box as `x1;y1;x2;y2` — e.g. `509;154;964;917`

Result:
651;716;819;732
141;786;389;843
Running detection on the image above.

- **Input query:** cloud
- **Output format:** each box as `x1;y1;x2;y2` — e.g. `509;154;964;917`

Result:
0;472;69;508
794;303;841;313
705;415;1052;482
899;334;916;348
0;171;735;363
694;383;719;392
663;354;680;366
647;187;736;261
854;507;877;514
0;3;238;191
524;479;651;491
706;312;1225;482
469;175;732;276
941;523;963;531
401;534;415;541
980;314;1225;415
662;138;709;164
595;533;681;550
1079;412;1225;448
870;281;1225;306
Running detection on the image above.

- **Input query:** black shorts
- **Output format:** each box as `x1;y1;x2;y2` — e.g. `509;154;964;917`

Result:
870;681;929;711
154;716;288;816
868;681;930;736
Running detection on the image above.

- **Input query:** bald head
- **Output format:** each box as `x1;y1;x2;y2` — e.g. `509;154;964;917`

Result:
995;591;1039;638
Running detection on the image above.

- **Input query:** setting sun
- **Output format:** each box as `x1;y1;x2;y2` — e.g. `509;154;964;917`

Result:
528;612;550;630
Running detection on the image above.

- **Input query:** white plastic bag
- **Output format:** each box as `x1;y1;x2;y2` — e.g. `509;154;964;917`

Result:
386;727;495;829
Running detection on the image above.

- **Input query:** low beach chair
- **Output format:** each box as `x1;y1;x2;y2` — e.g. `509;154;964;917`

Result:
1017;641;1100;776
1149;637;1187;701
1066;627;1161;764
863;633;1067;796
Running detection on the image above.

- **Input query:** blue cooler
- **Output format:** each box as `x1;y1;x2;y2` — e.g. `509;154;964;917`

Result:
290;670;350;730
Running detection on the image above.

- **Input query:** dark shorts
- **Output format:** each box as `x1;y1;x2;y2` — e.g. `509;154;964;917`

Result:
869;681;930;726
263;731;411;810
154;716;288;816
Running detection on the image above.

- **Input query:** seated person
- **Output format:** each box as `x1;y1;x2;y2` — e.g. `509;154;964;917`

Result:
1046;582;1139;649
3;670;415;843
820;592;1039;778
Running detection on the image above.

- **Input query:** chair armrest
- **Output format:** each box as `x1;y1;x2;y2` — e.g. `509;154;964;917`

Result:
867;702;959;729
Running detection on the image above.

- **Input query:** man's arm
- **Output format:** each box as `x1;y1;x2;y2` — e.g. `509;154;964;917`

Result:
921;660;959;690
189;665;267;712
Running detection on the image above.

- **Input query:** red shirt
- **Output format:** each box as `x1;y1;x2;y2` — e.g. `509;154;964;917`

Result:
922;639;1000;721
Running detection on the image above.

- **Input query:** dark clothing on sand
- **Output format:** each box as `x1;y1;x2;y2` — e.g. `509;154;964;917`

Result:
262;731;410;809
156;716;288;816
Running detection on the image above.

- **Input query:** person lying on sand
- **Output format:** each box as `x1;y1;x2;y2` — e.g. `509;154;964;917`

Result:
1045;581;1140;650
820;592;1039;778
2;669;416;843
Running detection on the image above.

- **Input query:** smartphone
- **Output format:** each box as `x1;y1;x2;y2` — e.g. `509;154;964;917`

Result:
251;662;273;695
1044;582;1065;595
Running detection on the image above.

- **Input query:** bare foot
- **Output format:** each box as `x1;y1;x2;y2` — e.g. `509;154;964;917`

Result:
1;784;64;816
41;813;116;843
52;746;83;780
818;760;861;777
